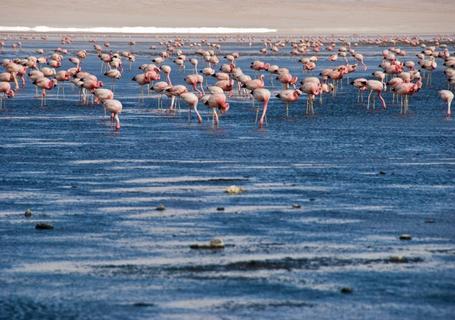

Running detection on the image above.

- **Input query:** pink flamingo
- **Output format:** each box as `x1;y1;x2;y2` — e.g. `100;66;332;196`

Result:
185;74;205;96
180;92;203;123
300;80;321;115
438;90;453;116
33;78;57;106
0;82;15;108
276;89;302;117
201;93;230;126
252;88;271;128
362;80;387;110
103;99;123;130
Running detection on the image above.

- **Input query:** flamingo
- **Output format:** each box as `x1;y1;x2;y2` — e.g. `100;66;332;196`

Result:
300;80;321;115
438;90;454;116
185;74;205;96
362;80;387;110
201;93;230;126
103;99;123;130
165;85;188;111
33;78;57;106
351;78;368;102
152;81;170;110
104;69;121;91
276;89;302;117
252;88;271;128
180;92;203;123
0;82;15;108
93;88;114;104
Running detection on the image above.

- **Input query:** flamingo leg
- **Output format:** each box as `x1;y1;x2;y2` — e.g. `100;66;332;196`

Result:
367;90;373;110
378;91;387;109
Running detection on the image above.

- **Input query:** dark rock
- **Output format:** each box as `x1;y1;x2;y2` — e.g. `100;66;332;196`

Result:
216;207;225;211
379;171;386;175
156;204;166;211
190;238;225;250
389;256;408;263
24;209;32;217
292;204;301;209
340;287;353;294
133;302;155;307
35;223;53;230
399;234;412;240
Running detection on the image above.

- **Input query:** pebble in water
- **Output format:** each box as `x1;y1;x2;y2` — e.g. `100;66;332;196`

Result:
225;185;245;195
340;287;353;294
389;256;409;263
24;209;32;217
156;204;166;211
190;238;225;250
399;234;412;240
35;223;54;230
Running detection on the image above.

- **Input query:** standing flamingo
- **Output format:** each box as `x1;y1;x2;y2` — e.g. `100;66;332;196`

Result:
439;90;454;116
201;93;230;126
180;92;203;123
104;69;121;91
276;89;302;117
33;78;57;106
252;88;271;128
0;82;15;108
361;80;387;110
103;99;123;130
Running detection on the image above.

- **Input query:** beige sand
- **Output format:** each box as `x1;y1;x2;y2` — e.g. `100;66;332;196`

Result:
1;0;455;34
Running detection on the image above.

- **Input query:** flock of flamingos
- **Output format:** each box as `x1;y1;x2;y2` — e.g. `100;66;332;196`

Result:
0;35;454;130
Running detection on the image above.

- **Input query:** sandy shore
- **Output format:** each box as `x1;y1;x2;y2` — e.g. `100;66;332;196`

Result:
2;0;455;35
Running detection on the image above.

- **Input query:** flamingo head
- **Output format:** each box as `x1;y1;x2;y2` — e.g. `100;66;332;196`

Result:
219;102;230;113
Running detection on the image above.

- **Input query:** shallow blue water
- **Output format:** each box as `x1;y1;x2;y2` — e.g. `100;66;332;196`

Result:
0;40;454;319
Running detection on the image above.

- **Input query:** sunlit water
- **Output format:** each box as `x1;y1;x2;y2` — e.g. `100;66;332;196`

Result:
0;39;454;320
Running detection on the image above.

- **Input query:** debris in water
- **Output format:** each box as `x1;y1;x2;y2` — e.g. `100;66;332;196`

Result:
399;234;412;240
35;223;54;230
389;256;409;263
225;185;245;195
190;238;225;250
24;209;32;217
156;204;166;211
340;287;353;294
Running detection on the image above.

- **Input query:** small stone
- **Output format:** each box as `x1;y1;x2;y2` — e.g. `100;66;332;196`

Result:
225;185;245;195
292;204;301;209
35;223;53;230
389;256;408;263
399;234;412;241
379;171;386;175
209;238;225;249
190;238;225;250
340;287;353;294
156;204;166;211
133;302;155;307
424;218;435;224
24;209;32;217
216;207;225;211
